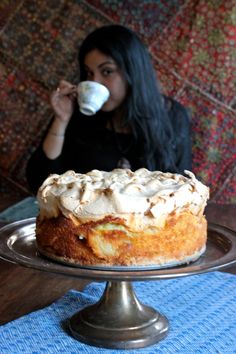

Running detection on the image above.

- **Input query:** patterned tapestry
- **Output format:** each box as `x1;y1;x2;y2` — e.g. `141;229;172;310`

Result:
0;0;235;203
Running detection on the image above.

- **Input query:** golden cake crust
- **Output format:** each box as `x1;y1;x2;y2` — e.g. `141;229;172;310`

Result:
36;211;207;267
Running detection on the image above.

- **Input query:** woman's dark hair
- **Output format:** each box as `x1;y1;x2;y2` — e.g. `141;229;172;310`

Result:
78;24;176;172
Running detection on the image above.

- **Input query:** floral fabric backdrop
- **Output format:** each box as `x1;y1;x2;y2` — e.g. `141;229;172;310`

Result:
0;0;235;203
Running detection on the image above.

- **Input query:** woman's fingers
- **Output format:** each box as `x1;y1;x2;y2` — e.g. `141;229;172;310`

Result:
48;80;77;123
57;80;77;95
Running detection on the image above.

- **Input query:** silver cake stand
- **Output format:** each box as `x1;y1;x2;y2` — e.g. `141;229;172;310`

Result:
0;218;236;349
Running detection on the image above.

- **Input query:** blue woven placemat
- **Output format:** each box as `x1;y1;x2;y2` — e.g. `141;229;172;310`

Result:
0;271;235;354
0;197;38;223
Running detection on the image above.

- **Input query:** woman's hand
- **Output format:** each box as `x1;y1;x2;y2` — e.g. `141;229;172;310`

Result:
43;80;77;159
50;80;77;124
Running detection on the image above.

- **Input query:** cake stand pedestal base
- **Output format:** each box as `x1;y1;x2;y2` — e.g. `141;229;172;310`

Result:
69;280;168;349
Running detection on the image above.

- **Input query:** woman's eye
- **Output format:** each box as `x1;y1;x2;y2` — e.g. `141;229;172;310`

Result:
102;69;113;76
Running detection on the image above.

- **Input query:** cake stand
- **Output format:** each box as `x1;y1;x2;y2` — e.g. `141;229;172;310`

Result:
0;218;236;349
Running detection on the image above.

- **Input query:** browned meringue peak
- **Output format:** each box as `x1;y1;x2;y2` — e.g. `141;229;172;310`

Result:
37;169;209;227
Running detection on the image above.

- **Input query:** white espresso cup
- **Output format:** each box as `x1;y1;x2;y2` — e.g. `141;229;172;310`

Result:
77;81;110;116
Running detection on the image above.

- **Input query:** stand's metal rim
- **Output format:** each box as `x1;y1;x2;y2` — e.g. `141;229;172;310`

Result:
0;217;236;281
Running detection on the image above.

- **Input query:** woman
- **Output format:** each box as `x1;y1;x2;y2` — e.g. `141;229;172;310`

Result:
26;24;191;194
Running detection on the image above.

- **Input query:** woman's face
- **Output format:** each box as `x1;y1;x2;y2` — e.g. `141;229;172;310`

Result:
83;49;128;112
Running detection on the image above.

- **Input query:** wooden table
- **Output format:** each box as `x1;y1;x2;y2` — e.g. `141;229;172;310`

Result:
0;201;236;325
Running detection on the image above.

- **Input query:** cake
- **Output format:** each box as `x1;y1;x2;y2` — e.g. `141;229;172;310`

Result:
36;168;209;267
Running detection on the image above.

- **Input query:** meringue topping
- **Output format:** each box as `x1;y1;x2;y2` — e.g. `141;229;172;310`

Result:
37;168;209;229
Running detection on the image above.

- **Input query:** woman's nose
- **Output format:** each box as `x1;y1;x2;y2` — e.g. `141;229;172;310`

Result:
90;73;102;85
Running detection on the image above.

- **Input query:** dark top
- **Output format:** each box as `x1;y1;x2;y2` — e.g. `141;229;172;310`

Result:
26;97;192;194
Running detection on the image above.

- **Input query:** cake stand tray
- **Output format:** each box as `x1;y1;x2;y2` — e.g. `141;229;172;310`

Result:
0;218;236;349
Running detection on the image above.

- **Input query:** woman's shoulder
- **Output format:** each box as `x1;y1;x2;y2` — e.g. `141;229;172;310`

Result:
163;95;191;130
163;95;190;118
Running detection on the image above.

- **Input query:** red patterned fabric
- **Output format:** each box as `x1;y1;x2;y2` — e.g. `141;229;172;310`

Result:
0;0;235;203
